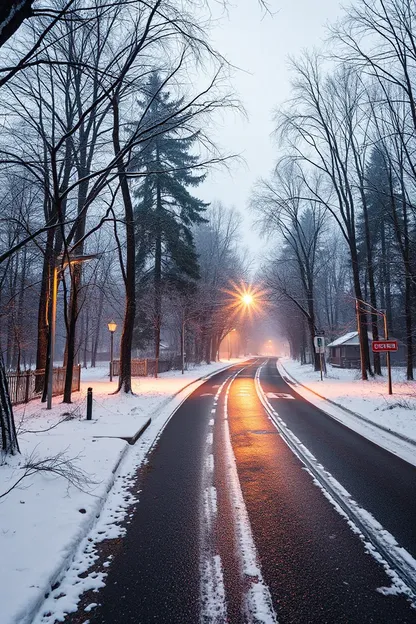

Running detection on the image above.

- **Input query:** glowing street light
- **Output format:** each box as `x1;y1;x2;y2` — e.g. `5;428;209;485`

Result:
242;293;254;306
108;321;117;382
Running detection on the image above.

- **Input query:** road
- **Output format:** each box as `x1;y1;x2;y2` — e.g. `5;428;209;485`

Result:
71;358;416;623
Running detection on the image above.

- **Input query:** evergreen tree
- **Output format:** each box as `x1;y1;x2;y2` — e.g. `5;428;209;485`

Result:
131;72;208;364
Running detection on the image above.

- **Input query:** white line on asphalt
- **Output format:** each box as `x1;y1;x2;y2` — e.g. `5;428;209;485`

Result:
222;370;278;624
200;376;230;623
254;362;416;601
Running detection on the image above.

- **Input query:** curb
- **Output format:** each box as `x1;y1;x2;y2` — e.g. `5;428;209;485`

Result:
278;360;416;448
27;360;248;624
122;417;152;446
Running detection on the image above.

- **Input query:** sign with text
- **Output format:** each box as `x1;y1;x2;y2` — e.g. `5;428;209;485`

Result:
372;340;398;352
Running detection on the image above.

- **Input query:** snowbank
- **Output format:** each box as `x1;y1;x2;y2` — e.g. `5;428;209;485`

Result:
278;358;416;466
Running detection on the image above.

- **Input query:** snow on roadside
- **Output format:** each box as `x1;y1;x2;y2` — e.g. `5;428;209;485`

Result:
279;357;416;465
0;360;243;624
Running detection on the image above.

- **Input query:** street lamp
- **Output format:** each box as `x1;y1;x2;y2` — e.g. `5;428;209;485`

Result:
242;293;254;306
228;328;236;360
47;254;98;409
108;321;117;382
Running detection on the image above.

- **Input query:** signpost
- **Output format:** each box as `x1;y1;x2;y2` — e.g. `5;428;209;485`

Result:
372;340;398;395
371;340;398;352
314;335;325;381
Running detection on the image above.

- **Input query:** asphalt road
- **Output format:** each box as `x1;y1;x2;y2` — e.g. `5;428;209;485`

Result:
75;358;416;624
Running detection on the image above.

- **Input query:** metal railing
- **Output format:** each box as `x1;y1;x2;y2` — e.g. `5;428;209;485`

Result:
7;365;81;406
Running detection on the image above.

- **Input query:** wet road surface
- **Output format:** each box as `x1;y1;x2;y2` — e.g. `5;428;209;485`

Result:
68;358;416;623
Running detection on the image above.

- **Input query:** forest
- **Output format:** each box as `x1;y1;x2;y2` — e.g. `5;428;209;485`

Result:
1;0;416;457
0;0;248;455
253;0;416;382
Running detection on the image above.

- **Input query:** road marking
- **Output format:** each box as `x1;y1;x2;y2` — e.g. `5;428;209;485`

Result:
201;393;214;397
222;372;277;623
200;377;230;623
266;392;294;400
211;408;216;414
255;363;416;602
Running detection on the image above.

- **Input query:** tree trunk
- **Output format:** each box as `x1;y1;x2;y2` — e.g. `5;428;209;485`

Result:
63;265;80;402
82;309;89;369
361;203;381;374
113;97;135;393
404;273;414;381
0;353;19;456
91;288;104;367
154;150;162;377
35;236;53;389
351;249;371;380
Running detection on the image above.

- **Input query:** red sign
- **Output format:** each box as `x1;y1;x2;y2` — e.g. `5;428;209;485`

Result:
372;340;398;352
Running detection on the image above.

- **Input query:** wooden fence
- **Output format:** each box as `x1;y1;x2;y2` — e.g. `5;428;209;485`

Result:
111;356;182;377
6;365;81;406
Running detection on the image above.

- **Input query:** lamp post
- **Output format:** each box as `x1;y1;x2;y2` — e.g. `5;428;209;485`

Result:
228;328;236;360
47;254;98;409
108;321;117;382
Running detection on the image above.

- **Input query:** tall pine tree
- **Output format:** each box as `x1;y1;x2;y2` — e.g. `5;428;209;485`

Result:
131;73;208;365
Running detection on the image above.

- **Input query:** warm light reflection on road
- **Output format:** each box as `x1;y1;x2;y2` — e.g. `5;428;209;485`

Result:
228;376;278;480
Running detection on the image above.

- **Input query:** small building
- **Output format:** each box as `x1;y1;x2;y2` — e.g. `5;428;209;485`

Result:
327;331;406;368
327;332;363;368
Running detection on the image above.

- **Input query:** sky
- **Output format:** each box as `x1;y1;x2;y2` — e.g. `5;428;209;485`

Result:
198;0;347;268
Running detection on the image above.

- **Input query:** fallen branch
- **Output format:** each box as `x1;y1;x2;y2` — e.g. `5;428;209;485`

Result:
0;449;98;499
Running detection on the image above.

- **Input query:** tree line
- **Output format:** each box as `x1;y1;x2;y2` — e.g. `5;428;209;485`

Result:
0;0;250;456
252;0;416;381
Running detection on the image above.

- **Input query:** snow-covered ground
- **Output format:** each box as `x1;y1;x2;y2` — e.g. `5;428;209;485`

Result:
0;360;244;624
278;357;416;466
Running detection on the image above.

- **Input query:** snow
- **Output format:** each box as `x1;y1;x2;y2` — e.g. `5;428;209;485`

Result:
255;363;416;602
0;359;244;624
278;358;416;466
327;331;359;347
222;371;277;623
200;378;227;623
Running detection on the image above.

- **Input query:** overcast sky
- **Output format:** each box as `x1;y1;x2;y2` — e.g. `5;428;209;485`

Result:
198;0;347;268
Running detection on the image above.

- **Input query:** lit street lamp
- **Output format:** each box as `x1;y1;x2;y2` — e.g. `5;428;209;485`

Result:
228;328;236;360
241;293;254;306
47;254;98;409
108;321;117;382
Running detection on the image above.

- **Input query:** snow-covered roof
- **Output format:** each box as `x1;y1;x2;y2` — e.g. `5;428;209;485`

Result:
327;332;358;347
327;331;373;348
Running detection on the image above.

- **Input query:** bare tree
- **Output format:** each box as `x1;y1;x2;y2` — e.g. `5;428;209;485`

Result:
252;163;327;370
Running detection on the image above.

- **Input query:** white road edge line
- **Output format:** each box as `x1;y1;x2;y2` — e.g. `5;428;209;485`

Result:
255;361;416;601
223;369;278;624
200;378;228;623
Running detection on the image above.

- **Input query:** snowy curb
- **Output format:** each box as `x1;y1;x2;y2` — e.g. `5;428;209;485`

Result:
277;359;416;448
14;443;129;624
19;360;245;624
